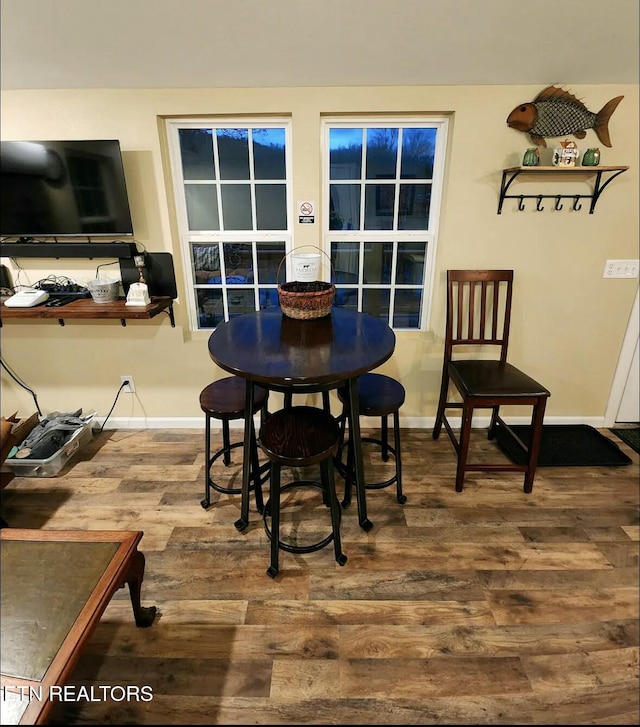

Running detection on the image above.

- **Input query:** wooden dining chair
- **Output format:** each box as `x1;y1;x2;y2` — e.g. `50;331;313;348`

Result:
432;269;551;493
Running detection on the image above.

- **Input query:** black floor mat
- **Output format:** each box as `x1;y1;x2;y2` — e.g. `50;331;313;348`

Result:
610;427;640;455
494;424;632;467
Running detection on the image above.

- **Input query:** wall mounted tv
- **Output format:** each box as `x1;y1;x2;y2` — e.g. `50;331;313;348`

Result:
0;139;134;238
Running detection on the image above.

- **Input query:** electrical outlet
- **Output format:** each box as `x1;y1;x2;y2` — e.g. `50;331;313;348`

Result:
120;375;136;393
603;259;640;278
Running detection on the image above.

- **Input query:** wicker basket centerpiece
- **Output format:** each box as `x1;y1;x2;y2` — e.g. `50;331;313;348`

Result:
277;247;334;320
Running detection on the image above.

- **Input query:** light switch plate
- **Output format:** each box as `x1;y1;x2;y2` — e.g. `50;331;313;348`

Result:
603;259;639;278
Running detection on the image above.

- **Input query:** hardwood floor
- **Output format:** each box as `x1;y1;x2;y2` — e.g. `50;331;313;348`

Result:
1;425;638;725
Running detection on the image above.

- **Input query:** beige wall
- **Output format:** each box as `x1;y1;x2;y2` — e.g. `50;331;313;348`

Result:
1;84;638;427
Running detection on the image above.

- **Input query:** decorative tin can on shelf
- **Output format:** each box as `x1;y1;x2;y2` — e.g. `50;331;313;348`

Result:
522;148;540;166
582;148;601;166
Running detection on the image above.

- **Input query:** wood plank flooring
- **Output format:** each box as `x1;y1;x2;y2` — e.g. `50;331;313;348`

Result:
1;426;638;725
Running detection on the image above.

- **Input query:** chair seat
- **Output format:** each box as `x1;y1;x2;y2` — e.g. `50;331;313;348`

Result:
449;360;551;398
200;377;268;419
259;406;340;467
337;373;405;416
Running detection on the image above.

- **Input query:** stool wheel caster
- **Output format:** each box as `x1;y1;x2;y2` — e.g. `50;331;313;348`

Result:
234;518;249;532
397;494;407;505
266;565;279;578
337;554;348;566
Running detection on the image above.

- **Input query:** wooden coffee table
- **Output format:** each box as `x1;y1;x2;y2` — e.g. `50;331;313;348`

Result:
0;529;156;725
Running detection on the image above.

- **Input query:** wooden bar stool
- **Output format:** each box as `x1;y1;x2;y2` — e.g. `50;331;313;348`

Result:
337;373;406;506
258;405;347;578
199;377;269;511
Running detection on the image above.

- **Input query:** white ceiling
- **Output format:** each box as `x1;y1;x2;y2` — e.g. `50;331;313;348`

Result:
1;0;638;91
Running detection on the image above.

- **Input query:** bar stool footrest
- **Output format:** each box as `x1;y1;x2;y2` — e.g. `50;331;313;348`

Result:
338;436;407;506
263;480;340;554
202;444;270;510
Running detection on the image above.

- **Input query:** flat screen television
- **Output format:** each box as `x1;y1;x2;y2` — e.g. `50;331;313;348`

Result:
0;139;134;237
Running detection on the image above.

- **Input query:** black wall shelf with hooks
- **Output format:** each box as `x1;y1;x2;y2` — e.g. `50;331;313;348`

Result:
498;165;629;214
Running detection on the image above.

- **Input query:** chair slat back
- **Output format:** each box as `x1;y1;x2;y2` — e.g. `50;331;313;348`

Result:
445;270;513;363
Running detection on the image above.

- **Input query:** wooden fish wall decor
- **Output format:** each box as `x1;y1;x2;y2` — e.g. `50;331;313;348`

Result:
506;85;624;148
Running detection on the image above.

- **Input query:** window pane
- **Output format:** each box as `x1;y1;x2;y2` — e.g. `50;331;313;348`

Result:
197;289;225;328
193;243;221;284
364;184;394;230
259;287;280;309
329;184;360;230
329;128;362;179
331;241;360;284
185;184;219;230
398;184;431;230
400;128;436;179
363;242;393;284
393;289;423;328
323;119;446;332
253;128;286;179
217;129;250;180
362;288;390;319
366;128;398;180
334;288;358;309
227;289;256;317
223;243;253;284
396;242;427;284
221;184;252;229
256;242;286;284
179;129;215;180
170;118;291;331
255;184;287;230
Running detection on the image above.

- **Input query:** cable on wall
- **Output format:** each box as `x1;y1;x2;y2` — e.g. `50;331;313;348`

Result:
98;381;128;432
0;358;43;416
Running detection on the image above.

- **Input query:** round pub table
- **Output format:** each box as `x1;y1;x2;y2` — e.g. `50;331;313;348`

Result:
208;307;396;532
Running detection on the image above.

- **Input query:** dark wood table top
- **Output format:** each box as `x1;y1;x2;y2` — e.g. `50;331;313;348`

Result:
207;308;396;388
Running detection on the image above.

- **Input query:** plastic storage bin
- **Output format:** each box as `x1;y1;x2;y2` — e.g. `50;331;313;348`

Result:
4;421;94;477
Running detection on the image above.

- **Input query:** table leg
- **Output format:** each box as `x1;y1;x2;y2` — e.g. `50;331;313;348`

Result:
235;379;255;532
125;549;157;627
344;376;373;532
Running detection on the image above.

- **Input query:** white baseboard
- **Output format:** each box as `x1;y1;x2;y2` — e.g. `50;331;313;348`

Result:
95;414;607;430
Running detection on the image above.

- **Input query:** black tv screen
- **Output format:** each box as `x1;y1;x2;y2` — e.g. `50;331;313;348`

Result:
0;139;134;237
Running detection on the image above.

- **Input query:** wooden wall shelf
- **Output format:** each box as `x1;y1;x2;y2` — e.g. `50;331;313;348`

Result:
0;296;175;327
498;165;629;214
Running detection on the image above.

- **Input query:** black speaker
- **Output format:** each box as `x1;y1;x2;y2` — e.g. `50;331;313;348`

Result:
1;264;13;290
119;252;177;299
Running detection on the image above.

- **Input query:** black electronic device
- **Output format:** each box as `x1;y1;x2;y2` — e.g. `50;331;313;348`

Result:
0;264;13;291
120;252;178;299
35;281;91;298
0;140;134;238
45;295;78;307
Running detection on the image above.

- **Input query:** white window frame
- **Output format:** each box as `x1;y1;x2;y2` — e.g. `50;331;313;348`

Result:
165;117;293;331
321;116;449;331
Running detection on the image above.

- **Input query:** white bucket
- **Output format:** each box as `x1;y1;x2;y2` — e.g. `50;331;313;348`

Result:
291;252;321;282
87;279;120;303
